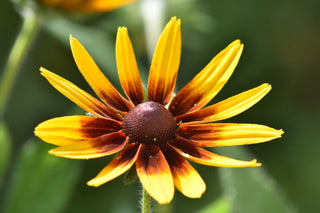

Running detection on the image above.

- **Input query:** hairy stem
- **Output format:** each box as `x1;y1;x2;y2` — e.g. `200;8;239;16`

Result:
141;187;151;213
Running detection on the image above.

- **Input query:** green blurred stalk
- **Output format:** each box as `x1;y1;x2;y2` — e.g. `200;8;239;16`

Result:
141;187;151;213
0;8;41;119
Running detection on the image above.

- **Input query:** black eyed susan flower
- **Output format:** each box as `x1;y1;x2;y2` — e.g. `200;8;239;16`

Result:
38;0;136;12
34;17;283;204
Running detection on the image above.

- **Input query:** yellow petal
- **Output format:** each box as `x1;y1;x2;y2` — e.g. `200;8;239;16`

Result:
70;35;133;112
49;132;128;159
136;144;174;204
40;68;122;121
177;123;284;147
39;0;136;12
170;137;261;168
161;144;206;198
88;143;141;187
34;116;121;146
116;27;144;105
169;40;243;116
176;84;271;123
148;17;181;105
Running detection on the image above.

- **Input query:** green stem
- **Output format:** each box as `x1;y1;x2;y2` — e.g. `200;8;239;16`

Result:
141;187;151;213
0;9;41;119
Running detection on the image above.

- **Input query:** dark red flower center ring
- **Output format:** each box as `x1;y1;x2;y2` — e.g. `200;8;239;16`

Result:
122;101;176;144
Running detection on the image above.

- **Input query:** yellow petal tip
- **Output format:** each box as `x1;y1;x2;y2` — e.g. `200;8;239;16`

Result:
33;128;39;137
240;43;244;50
117;26;128;37
231;39;241;46
39;67;47;72
271;129;284;140
169;16;181;26
156;197;173;205
279;129;285;136
261;83;272;91
170;16;177;21
87;180;99;187
39;68;54;79
118;26;127;31
48;149;56;156
70;35;77;46
251;159;262;167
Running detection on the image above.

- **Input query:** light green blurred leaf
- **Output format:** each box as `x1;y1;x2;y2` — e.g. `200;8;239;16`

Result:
3;138;82;213
218;146;296;213
198;197;232;213
0;122;11;185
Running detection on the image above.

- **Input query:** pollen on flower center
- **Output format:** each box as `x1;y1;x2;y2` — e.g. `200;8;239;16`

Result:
122;101;176;144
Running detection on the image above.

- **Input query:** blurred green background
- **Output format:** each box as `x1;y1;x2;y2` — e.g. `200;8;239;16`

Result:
0;0;319;212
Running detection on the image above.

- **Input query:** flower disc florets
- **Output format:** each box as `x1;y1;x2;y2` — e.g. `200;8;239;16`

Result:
123;101;176;144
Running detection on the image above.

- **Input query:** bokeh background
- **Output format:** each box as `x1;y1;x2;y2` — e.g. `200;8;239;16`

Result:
0;0;319;212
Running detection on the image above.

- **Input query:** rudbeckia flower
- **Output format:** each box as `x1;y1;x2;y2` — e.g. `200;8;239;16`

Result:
38;0;136;12
35;17;283;204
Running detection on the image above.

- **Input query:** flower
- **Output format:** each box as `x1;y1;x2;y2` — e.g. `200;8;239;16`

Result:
34;17;283;204
38;0;136;12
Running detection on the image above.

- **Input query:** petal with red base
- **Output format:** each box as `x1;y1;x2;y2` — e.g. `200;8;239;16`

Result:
34;115;122;146
88;143;141;187
176;84;271;123
170;137;261;168
136;144;174;204
148;17;181;105
169;40;243;116
161;144;206;198
70;35;133;112
40;68;122;120
116;27;144;105
49;132;128;159
177;123;283;147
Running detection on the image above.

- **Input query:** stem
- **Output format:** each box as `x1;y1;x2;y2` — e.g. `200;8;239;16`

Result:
0;8;41;119
141;187;151;213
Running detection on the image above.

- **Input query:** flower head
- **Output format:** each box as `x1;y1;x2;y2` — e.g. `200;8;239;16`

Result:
38;0;136;12
35;17;283;204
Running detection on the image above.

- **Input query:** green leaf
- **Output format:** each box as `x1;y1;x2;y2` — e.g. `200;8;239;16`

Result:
3;138;82;213
0;122;11;186
217;146;296;213
198;197;232;213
